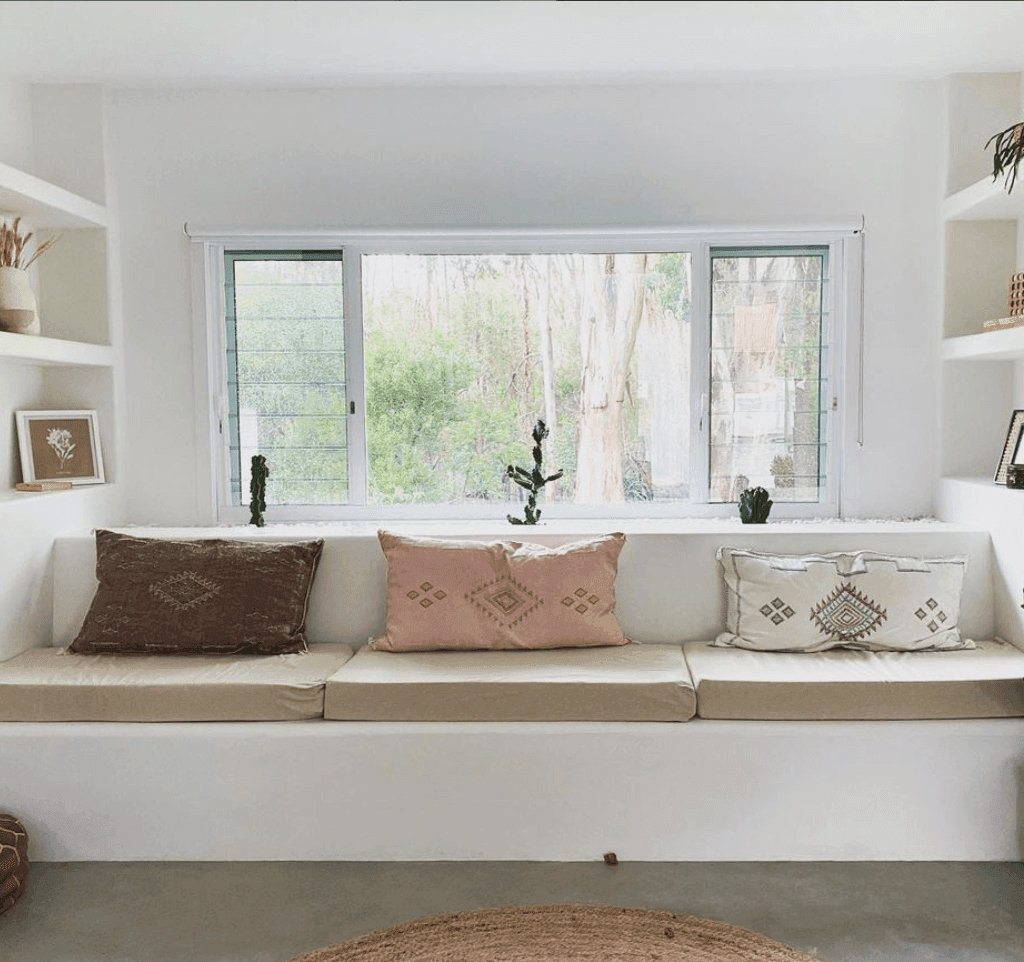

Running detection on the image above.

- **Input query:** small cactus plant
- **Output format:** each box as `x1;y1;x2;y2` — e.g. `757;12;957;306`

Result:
249;454;269;527
739;486;773;524
506;419;563;525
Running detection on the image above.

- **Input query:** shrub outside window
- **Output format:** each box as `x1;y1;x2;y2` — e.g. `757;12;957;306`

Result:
205;231;850;521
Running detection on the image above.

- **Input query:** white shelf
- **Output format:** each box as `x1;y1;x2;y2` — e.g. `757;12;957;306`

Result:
942;327;1024;361
943;175;1024;222
0;331;113;367
0;482;120;516
940;475;1013;491
0;160;107;229
937;476;1024;518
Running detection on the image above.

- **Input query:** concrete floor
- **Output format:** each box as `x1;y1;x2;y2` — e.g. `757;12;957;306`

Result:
1;861;1022;962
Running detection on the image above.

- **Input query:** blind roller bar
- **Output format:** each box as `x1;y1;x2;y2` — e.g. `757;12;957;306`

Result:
185;223;862;244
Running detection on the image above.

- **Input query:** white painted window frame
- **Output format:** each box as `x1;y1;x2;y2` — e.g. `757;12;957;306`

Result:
190;227;861;523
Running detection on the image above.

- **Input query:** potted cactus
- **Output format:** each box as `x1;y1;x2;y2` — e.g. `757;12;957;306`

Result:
739;486;773;524
506;419;563;525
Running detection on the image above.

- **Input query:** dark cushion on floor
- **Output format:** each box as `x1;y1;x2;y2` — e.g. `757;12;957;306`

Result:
0;813;30;919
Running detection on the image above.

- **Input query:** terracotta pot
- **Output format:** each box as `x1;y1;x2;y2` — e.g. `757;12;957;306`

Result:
0;267;39;335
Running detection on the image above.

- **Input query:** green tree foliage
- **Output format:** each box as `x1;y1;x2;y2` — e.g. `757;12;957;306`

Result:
232;250;708;509
365;333;473;502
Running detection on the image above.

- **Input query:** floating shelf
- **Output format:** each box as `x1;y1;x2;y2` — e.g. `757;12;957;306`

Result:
940;475;1012;491
943;175;1024;222
0;159;107;229
0;331;114;367
0;481;119;510
937;476;1024;518
942;327;1024;361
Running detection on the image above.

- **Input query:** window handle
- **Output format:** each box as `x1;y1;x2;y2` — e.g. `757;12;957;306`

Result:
214;394;227;435
698;392;709;433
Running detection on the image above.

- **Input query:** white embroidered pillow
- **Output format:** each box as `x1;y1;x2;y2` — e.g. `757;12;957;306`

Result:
714;548;973;652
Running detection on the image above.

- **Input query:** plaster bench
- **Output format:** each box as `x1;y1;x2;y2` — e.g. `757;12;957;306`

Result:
2;522;1023;863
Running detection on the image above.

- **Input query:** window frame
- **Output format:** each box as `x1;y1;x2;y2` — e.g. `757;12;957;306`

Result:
190;227;860;523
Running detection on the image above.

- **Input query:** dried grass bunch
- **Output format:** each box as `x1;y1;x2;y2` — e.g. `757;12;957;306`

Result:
0;217;60;270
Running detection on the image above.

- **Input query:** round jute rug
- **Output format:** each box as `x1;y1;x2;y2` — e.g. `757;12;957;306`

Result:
284;903;822;962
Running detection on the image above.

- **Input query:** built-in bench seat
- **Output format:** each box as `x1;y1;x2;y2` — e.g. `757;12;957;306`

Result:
4;636;1023;724
323;642;695;722
0;644;355;722
683;638;1024;720
3;522;1023;863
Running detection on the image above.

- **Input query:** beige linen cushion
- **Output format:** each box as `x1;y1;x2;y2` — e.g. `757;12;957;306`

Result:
70;530;324;655
714;547;972;652
325;642;695;721
373;530;628;651
684;638;1024;720
0;643;354;721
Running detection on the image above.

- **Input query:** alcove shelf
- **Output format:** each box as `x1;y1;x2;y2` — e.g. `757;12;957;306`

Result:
0;330;113;367
0;159;107;229
942;327;1024;361
943;173;1024;221
0;157;118;496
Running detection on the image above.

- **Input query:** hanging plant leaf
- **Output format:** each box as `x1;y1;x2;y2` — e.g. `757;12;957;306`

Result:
986;121;1024;194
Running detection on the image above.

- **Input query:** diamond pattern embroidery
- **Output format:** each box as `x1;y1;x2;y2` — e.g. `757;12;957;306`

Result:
810;581;887;642
561;586;601;616
759;597;796;626
469;577;542;628
488;587;526;615
148;571;221;612
915;598;948;633
406;582;448;609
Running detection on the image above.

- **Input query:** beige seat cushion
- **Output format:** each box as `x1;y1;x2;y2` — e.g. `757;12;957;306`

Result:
325;642;695;721
0;643;354;722
684;638;1024;720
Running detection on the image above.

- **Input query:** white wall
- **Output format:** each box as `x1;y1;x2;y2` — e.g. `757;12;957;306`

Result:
106;80;941;524
0;85;126;661
0;80;33;171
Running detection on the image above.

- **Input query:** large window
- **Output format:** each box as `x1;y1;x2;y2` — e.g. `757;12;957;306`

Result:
205;231;851;520
709;247;830;504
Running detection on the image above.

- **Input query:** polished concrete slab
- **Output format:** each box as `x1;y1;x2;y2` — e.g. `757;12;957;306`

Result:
1;861;1022;962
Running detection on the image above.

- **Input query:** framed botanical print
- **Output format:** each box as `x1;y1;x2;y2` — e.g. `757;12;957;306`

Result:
15;410;105;485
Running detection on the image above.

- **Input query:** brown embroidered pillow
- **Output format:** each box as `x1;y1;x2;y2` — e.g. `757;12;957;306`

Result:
69;530;324;655
373;530;628;651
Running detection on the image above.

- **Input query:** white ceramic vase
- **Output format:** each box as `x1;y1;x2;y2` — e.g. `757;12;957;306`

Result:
0;267;40;335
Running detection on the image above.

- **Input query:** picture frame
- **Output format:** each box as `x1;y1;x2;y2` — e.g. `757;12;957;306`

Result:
15;410;105;485
993;408;1024;484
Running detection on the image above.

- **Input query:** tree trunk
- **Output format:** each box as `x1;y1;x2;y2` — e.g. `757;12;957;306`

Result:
536;258;557;435
574;253;647;504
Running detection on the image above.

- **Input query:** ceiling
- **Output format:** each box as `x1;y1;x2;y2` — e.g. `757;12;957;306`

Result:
1;1;1023;87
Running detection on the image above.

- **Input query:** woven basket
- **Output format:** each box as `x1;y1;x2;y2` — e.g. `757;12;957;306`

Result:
0;813;30;919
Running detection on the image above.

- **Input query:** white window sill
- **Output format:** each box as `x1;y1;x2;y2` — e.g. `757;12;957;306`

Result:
111;516;966;541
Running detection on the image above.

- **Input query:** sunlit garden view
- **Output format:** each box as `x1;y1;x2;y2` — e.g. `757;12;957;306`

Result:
225;246;827;509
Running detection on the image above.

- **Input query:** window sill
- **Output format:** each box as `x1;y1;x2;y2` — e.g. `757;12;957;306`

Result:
116;516;965;541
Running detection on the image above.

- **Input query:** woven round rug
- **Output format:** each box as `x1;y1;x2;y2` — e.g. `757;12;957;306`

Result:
284;903;821;962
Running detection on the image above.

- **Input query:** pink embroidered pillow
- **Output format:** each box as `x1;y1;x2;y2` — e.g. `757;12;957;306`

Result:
373;530;628;651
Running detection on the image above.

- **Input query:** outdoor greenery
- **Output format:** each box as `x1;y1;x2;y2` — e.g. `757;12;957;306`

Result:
226;246;827;509
709;249;828;503
361;252;692;507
